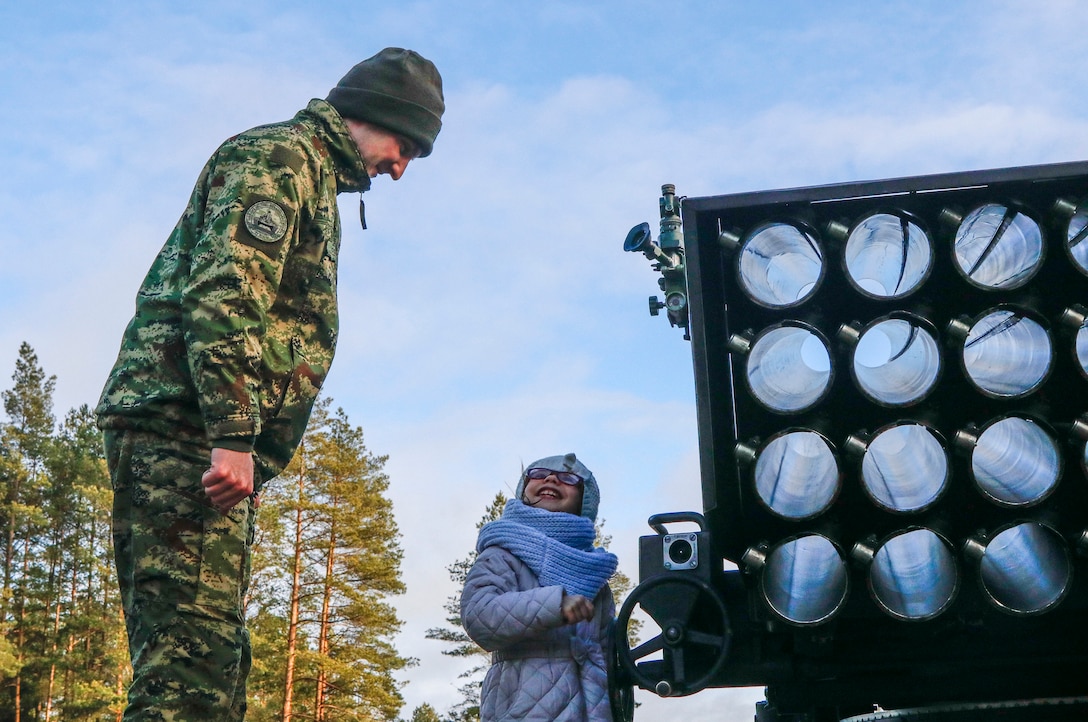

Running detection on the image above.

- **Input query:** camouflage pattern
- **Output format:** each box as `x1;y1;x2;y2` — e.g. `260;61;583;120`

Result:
97;99;370;719
106;429;256;721
96;98;370;483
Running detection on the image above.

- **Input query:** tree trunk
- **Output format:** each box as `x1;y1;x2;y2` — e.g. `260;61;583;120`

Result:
314;520;337;722
280;459;306;722
1;475;20;625
43;526;65;721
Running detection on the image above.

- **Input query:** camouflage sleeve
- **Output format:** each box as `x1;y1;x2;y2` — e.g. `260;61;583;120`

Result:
180;135;311;449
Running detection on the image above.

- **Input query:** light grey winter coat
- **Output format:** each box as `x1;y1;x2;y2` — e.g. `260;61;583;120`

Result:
462;545;615;722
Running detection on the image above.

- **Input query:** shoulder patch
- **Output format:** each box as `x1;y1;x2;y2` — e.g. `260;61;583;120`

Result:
269;145;305;174
244;200;288;244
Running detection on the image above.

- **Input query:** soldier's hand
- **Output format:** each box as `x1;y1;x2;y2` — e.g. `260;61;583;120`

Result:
202;448;254;513
560;593;594;624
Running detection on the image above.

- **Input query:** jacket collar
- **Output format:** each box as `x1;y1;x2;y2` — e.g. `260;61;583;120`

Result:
301;98;372;195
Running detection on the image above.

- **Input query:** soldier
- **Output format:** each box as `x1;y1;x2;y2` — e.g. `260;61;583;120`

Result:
95;48;444;721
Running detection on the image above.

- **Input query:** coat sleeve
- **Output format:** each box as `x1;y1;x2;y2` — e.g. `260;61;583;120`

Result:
461;546;566;651
180;137;311;448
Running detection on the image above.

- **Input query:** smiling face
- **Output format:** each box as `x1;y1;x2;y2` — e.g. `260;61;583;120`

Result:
344;119;420;180
522;470;584;515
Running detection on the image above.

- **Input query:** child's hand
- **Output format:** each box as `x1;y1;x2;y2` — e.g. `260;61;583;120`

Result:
561;593;594;624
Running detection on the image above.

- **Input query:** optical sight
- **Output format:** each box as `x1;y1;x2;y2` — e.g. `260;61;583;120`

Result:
623;184;688;336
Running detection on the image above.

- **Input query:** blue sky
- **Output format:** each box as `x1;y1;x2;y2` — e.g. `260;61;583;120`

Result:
3;1;1088;718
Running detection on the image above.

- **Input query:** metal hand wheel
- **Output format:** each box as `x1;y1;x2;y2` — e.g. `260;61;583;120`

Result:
615;573;731;697
609;635;635;722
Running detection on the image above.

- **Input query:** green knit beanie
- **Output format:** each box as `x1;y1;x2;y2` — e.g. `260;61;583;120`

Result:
327;47;444;157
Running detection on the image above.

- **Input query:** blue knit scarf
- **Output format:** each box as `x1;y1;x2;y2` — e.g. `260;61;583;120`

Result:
477;500;619;600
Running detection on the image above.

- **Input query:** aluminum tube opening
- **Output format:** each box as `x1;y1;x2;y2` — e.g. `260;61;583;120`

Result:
972;416;1060;506
870;528;957;621
853;317;940;406
963;310;1051;397
1067;206;1088;275
738;223;824;308
861;423;948;513
844;213;931;298
953;204;1043;290
979;522;1071;615
747;325;831;413
754;431;840;520
762;534;848;625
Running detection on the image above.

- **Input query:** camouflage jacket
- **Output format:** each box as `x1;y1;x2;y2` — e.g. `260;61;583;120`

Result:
96;99;370;482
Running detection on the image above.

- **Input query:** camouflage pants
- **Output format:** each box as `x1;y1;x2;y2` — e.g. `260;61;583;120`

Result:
105;429;257;722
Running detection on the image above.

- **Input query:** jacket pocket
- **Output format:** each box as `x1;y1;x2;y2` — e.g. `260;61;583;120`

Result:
268;338;302;420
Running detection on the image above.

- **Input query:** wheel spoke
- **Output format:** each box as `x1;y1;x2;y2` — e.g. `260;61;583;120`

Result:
669;645;687;686
630;635;664;661
687;630;725;649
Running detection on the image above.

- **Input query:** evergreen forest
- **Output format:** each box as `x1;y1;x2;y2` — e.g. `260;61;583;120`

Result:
0;342;630;722
0;343;412;721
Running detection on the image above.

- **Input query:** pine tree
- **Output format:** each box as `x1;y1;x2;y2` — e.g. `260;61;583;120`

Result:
248;398;413;722
424;492;506;722
0;342;57;721
0;345;126;720
407;702;442;722
42;406;125;719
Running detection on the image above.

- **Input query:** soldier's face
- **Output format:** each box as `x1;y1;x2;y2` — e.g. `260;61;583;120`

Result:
345;120;420;181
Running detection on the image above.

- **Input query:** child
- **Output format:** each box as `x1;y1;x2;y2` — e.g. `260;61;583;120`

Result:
461;453;619;722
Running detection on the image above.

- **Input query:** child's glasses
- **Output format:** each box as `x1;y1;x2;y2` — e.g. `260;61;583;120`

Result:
525;467;583;486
